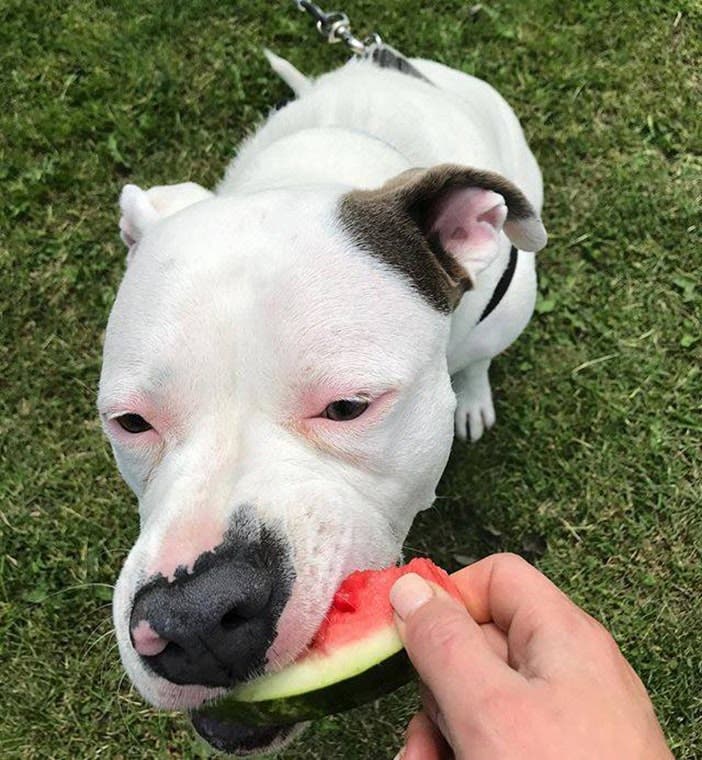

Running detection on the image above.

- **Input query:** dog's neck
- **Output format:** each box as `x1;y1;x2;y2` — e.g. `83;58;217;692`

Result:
220;124;410;196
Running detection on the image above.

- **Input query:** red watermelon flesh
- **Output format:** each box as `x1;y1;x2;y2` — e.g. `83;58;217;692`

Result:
311;557;462;654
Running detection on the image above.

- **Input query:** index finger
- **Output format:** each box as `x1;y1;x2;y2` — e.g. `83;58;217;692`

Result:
450;553;573;626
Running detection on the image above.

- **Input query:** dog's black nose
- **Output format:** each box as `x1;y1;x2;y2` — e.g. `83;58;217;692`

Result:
129;531;293;687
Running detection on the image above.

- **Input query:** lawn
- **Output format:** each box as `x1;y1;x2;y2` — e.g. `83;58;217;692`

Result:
1;0;700;757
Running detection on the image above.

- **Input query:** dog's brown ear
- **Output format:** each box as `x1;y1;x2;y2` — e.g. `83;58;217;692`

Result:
119;182;213;263
339;164;547;311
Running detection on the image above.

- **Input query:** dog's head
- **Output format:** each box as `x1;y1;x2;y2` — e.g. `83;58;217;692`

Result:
99;166;545;754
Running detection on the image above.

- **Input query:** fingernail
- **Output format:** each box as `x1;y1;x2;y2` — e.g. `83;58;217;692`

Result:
390;573;433;620
392;747;405;760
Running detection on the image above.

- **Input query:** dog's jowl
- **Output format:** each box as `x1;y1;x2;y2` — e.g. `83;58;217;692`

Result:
99;53;547;755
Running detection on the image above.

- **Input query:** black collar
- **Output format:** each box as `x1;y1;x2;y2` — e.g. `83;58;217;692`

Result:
478;246;518;323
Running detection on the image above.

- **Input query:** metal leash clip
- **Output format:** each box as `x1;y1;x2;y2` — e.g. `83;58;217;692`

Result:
294;0;381;55
292;0;431;83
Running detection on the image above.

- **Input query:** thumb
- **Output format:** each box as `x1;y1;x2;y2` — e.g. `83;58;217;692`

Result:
390;573;520;723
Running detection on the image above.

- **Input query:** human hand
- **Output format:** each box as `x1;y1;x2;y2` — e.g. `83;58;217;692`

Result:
389;553;672;760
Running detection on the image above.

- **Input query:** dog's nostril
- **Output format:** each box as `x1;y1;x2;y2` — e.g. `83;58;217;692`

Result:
161;640;184;658
220;584;274;630
220;607;247;630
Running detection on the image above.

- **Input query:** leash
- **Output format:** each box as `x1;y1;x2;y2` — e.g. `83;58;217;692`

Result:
294;0;377;55
290;1;518;322
293;0;431;81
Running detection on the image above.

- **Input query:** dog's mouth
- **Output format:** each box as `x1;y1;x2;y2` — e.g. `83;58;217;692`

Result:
190;711;301;756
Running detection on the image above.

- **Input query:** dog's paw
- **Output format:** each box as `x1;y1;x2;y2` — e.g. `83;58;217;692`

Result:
454;389;496;442
453;362;495;442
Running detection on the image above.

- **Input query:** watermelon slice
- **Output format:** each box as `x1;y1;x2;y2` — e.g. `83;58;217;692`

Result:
194;558;460;727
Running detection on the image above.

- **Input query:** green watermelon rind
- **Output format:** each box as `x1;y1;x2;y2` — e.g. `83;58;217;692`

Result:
196;649;415;726
194;627;416;726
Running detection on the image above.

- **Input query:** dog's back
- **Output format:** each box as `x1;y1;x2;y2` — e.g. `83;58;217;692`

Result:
220;55;542;212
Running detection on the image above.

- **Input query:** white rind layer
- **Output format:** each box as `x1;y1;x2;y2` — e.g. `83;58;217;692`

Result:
232;626;404;703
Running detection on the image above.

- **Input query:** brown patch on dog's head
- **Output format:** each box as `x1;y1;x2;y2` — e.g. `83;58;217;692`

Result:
338;164;547;312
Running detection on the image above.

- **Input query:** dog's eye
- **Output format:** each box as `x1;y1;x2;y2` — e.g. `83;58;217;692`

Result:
115;413;153;434
322;399;369;422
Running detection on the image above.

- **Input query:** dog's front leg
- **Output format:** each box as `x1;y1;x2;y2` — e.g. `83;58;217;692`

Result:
452;358;495;442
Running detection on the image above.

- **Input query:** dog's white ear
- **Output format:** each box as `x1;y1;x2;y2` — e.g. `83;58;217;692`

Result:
119;182;213;260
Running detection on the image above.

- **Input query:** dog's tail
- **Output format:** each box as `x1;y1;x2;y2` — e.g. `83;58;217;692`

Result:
264;49;312;97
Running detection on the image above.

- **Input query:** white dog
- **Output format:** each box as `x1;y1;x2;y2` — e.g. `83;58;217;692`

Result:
99;50;546;755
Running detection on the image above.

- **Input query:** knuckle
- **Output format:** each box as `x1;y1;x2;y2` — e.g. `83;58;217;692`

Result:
495;552;531;571
559;603;588;630
547;600;591;636
586;615;622;656
554;606;623;660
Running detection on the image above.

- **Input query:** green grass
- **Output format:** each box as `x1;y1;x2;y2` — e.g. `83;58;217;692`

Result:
1;0;700;757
